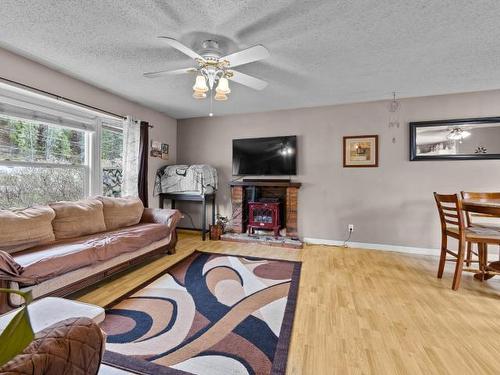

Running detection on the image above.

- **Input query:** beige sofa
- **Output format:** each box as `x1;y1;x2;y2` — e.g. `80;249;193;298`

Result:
0;196;181;312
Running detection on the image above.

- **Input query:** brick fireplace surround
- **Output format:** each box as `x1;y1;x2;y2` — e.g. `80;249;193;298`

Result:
229;180;301;238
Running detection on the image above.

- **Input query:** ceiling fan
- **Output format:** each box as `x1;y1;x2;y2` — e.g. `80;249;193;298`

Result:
143;37;270;106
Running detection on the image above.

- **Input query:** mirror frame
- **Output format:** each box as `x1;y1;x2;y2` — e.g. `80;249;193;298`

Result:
409;116;500;161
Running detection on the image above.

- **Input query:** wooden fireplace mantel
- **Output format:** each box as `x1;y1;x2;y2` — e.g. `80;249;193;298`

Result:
229;179;301;237
229;180;302;188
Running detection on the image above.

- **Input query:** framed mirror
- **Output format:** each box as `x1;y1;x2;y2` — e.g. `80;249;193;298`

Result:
410;117;500;161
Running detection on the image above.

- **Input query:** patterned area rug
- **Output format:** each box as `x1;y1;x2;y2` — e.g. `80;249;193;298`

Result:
100;250;301;375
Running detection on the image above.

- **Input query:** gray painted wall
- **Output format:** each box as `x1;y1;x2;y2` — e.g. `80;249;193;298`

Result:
178;90;500;249
0;47;177;208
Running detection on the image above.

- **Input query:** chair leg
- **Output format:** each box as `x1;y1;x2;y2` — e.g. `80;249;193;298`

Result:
466;242;472;267
437;233;447;279
477;243;496;281
478;243;485;281
483;243;489;279
451;239;465;290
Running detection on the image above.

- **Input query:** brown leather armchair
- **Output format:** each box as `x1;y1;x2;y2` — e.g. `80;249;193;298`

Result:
0;317;105;375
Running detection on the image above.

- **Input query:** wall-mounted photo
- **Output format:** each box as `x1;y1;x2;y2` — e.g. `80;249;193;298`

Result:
343;135;379;167
151;140;169;160
410;117;500;161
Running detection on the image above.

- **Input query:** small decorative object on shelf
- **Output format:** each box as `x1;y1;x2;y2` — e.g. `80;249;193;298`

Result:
210;214;229;241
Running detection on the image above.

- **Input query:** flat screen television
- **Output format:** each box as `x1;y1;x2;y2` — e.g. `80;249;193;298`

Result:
232;135;297;176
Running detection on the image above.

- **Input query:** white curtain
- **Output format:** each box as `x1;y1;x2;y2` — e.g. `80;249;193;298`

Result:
121;116;141;197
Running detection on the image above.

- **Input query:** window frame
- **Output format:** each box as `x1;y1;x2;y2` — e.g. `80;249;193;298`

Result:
100;122;124;198
0;91;124;205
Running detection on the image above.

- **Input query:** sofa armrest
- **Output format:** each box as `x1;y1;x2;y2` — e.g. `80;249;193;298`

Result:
141;208;182;229
0;249;34;311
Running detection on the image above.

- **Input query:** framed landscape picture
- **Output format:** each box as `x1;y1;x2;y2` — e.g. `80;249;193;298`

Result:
343;135;379;167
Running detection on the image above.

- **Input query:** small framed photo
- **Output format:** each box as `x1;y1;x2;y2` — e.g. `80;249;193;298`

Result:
150;140;169;160
343;135;379;167
150;141;162;158
161;143;169;160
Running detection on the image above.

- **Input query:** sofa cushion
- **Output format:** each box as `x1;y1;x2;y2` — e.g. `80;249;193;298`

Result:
50;199;106;240
96;196;144;231
13;223;170;284
0;206;56;254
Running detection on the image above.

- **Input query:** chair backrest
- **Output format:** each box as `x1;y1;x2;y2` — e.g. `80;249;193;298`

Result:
460;191;500;227
433;193;466;235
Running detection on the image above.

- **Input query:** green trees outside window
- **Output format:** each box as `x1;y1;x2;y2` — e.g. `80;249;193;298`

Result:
0;115;123;208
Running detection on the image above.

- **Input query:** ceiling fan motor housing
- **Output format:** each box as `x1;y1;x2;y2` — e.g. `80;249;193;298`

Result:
200;40;222;60
197;40;229;89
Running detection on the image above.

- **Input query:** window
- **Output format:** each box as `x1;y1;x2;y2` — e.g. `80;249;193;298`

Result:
0;87;124;209
0;115;86;164
101;126;123;197
0;115;88;208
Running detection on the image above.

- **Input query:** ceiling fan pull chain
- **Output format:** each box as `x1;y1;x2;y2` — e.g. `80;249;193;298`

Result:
209;91;214;117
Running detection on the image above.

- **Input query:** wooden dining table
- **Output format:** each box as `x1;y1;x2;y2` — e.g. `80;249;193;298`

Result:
462;198;500;216
462;198;500;278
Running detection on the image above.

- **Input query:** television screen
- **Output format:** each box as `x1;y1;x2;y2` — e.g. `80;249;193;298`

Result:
232;136;297;176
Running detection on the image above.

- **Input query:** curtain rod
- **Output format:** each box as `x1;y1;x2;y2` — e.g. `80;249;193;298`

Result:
0;75;128;121
0;76;155;128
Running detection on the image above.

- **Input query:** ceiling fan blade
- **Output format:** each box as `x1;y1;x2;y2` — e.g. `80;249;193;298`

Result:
222;45;270;68
158;36;204;60
228;70;268;90
143;67;196;78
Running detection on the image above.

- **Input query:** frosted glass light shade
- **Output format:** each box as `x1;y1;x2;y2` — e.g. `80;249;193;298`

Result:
193;75;208;92
216;77;231;94
214;92;228;101
192;90;207;99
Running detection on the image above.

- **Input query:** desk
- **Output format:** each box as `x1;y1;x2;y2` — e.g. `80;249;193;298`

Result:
159;192;216;240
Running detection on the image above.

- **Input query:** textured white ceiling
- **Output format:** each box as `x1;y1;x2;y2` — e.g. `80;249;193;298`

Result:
1;1;500;119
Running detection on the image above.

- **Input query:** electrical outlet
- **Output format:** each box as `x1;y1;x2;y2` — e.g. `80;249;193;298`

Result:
348;224;354;232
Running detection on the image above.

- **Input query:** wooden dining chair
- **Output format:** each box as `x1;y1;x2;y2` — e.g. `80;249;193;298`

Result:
461;191;500;271
434;193;500;290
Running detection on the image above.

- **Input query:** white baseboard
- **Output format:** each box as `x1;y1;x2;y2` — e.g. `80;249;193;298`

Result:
303;237;440;256
304;238;500;258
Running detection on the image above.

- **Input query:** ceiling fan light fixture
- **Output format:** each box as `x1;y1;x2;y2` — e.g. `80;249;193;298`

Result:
214;92;228;101
447;127;471;141
192;90;207;99
193;75;208;93
216;77;231;94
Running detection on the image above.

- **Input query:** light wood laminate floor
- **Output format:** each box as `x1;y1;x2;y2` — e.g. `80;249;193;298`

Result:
77;232;500;375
